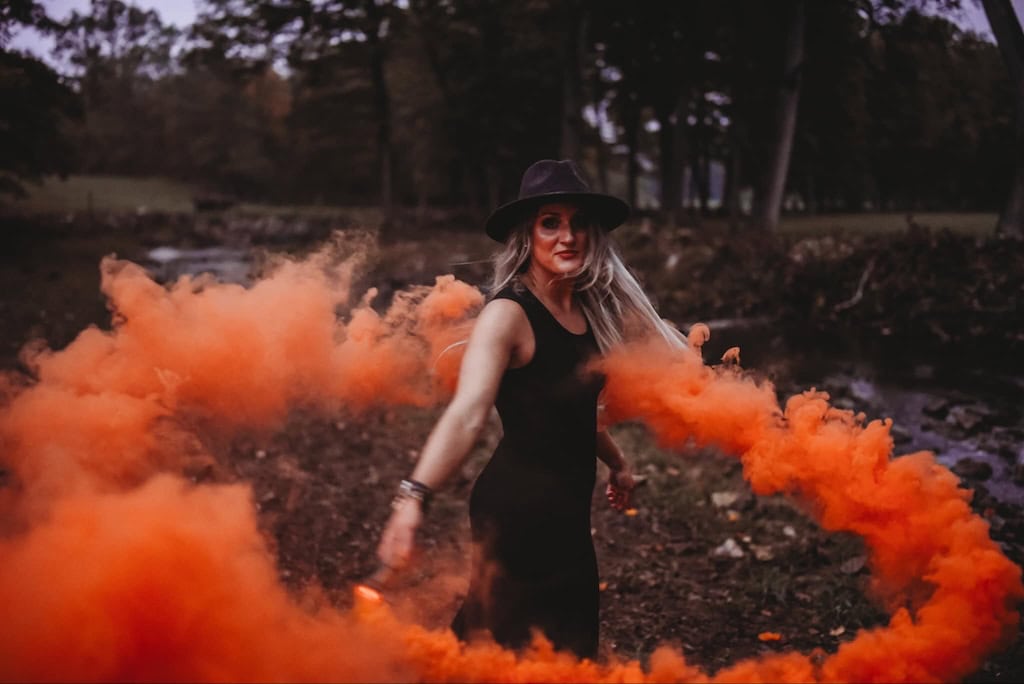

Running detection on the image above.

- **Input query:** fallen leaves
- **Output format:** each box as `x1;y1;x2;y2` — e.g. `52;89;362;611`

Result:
712;538;744;559
839;555;867;574
711;491;740;508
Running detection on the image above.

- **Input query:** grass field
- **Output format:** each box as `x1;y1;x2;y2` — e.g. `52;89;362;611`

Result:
775;211;999;237
5;175;1000;237
9;175;199;214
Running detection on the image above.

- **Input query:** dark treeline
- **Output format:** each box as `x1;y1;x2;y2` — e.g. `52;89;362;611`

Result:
2;0;1022;233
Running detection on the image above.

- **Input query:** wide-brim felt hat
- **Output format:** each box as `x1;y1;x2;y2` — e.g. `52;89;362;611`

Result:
485;159;631;242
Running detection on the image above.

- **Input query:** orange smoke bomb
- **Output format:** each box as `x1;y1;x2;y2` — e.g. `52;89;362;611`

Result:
354;564;398;604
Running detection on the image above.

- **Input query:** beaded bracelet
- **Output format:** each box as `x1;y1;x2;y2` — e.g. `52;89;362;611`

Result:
392;478;433;513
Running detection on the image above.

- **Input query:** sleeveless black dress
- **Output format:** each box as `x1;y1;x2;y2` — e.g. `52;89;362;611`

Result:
451;283;604;659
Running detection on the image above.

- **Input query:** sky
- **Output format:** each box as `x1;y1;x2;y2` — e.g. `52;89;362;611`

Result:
38;0;198;28
8;0;199;59
8;0;1022;65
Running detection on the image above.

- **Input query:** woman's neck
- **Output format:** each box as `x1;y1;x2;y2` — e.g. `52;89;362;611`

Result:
522;267;575;313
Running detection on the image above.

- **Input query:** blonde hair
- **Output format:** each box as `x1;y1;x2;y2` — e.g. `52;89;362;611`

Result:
489;215;686;354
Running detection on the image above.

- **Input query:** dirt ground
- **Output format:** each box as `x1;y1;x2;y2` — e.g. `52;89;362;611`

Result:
1;212;1022;681
213;405;1022;682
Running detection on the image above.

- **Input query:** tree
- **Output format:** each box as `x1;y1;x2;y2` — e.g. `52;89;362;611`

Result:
557;0;586;162
363;0;397;220
405;0;563;209
0;51;81;199
0;2;80;199
192;0;405;213
593;2;702;220
788;1;870;213
752;0;805;231
980;0;1024;236
1;0;56;44
859;9;1011;211
53;0;180;175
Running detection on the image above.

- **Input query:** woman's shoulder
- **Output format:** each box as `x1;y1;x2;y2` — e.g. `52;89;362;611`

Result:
479;293;527;326
464;296;532;357
490;280;528;304
476;290;530;330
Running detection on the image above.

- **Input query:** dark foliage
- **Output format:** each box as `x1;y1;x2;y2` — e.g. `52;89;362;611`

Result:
4;0;1014;220
0;50;80;198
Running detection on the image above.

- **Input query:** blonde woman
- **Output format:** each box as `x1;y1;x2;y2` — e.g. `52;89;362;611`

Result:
377;159;683;659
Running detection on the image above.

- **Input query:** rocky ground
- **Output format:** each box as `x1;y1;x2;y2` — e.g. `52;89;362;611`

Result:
1;211;1022;681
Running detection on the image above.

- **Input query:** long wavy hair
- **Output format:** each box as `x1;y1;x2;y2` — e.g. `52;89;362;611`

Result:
489;214;686;354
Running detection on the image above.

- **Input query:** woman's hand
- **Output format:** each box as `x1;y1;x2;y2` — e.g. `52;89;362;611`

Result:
376;498;423;570
605;465;636;512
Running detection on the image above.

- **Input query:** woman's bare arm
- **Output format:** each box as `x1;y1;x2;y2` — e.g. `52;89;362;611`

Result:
596;430;627;472
377;298;527;568
406;299;524;487
597;430;635;511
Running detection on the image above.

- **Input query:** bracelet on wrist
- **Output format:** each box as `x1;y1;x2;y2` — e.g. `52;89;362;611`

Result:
392;478;433;513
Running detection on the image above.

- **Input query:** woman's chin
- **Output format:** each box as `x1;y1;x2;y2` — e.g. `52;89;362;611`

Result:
553;259;584;274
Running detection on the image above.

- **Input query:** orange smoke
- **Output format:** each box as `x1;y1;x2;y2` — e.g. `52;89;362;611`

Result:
1;252;480;523
0;245;1020;682
599;341;1024;682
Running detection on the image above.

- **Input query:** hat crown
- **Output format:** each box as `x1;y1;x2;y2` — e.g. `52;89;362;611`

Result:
518;159;590;200
484;158;628;241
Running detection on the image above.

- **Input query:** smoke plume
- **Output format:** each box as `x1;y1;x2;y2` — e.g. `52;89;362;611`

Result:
0;245;1019;682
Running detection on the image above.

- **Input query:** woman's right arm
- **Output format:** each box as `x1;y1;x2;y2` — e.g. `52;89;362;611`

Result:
376;298;525;570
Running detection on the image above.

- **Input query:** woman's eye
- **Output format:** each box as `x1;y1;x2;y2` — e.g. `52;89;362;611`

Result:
540;217;560;230
570;214;591;230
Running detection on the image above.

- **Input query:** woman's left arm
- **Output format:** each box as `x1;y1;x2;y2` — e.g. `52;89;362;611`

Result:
597;430;635;511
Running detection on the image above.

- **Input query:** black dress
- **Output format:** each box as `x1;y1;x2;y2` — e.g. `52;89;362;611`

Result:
451;283;604;659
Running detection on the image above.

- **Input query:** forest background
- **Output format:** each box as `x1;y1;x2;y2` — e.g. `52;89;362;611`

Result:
4;0;1024;236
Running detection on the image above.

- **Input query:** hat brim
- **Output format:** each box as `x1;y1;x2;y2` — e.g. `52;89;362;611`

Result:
484;192;631;242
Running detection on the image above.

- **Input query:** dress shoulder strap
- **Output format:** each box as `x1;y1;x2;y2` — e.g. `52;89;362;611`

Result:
491;282;547;332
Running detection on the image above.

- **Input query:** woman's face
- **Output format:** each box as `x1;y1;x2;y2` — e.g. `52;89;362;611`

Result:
529;202;589;277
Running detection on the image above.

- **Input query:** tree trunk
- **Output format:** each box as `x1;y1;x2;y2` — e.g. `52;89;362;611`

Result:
725;132;743;232
657;104;678;220
981;0;1024;238
700;148;712;213
624;96;640;209
752;0;805;232
559;1;586;162
688;142;704;214
596;130;610;193
672;92;690;225
408;6;461;204
689;95;711;216
804;172;817;214
365;2;394;223
589;54;609;192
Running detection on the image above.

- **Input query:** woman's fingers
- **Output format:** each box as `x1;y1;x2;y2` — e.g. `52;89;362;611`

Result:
377;501;424;568
378;519;413;568
606;483;629;511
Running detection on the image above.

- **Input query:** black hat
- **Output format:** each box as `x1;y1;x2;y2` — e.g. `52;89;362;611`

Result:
484;159;631;242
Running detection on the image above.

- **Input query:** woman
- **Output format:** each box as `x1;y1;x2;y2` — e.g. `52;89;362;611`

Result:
376;159;683;659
